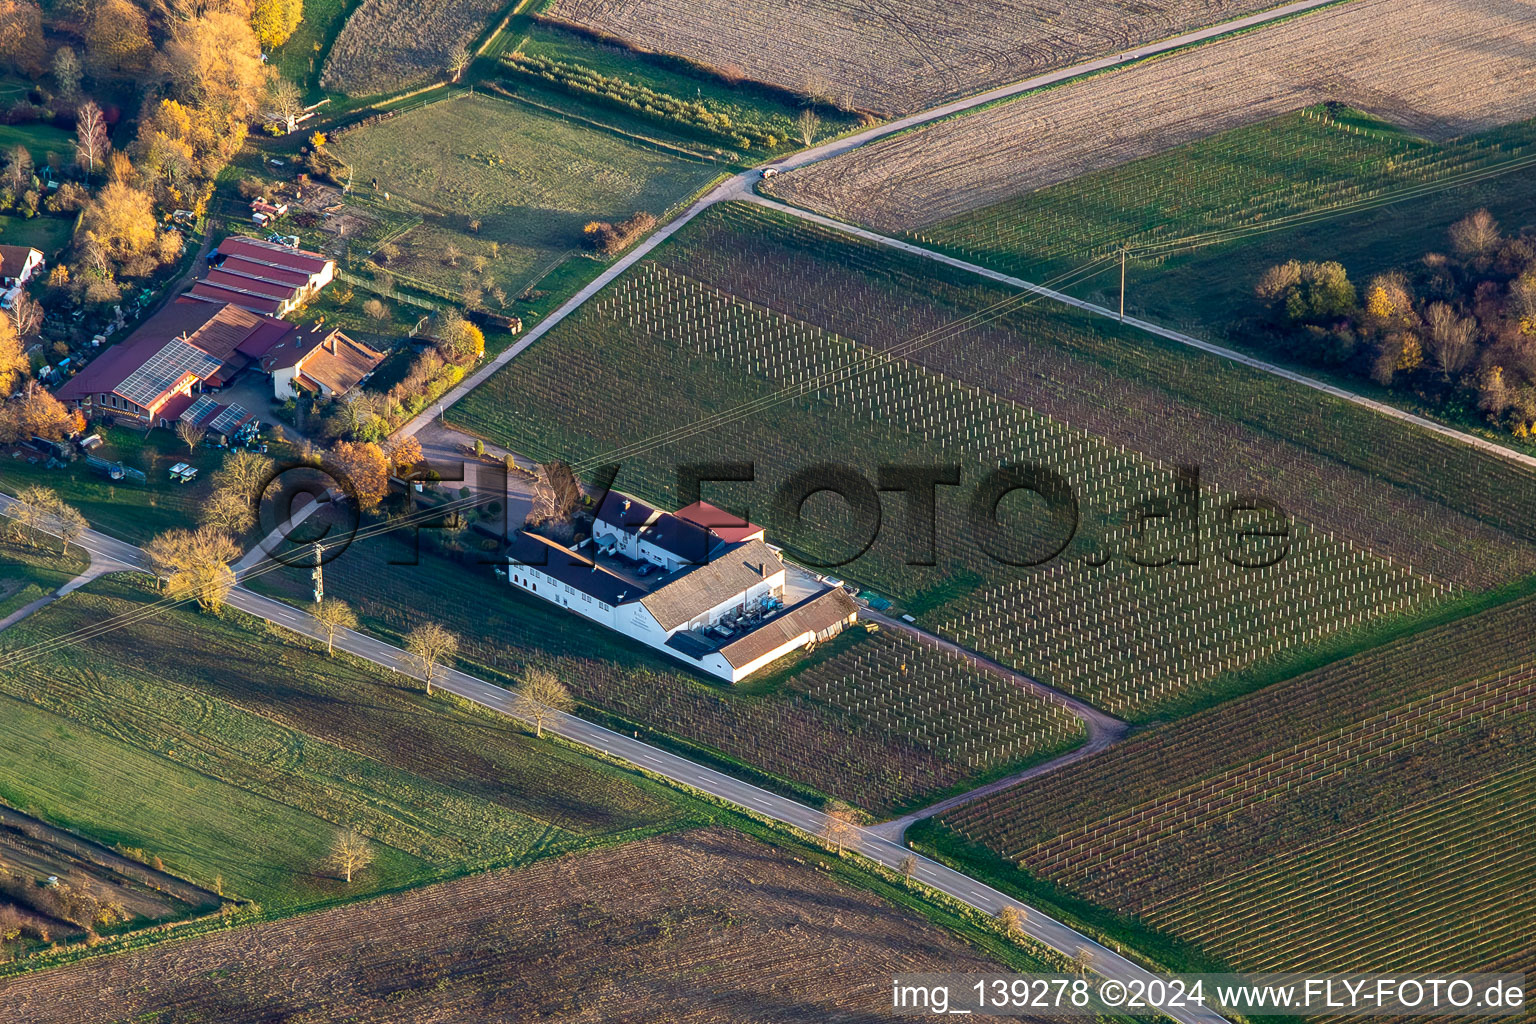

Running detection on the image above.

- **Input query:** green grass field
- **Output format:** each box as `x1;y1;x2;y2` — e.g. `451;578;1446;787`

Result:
0;576;692;913
328;91;720;303
0;426;241;545
0;213;75;256
448;202;1536;721
269;0;358;98
0;121;75;166
0;536;86;620
504;21;862;157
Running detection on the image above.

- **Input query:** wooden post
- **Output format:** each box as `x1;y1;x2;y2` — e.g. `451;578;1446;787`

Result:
1119;246;1127;322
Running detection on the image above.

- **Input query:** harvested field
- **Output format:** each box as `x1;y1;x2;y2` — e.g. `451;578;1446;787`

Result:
321;0;506;96
938;592;1536;979
545;0;1285;116
0;829;1008;1022
767;0;1536;230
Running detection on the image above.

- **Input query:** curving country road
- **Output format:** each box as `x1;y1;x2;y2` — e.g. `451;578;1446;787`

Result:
0;493;1226;1024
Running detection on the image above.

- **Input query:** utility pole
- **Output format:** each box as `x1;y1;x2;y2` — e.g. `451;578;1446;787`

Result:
311;542;323;604
1119;246;1127;322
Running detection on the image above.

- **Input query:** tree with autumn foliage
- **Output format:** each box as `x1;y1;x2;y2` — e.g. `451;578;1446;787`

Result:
0;0;46;76
0;383;75;443
144;526;242;613
0;314;27;396
251;0;303;48
85;0;153;75
328;440;390;512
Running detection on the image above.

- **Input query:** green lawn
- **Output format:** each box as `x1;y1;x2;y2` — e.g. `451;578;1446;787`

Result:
269;0;359;99
0;213;75;257
0;535;87;619
0;121;75;166
0;576;692;912
0;426;233;544
327;91;720;303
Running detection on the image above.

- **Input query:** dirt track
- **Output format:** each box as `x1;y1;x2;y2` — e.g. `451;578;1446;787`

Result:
766;0;1536;230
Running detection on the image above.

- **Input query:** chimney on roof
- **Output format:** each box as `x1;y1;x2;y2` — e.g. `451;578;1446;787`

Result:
326;333;336;355
621;499;631;513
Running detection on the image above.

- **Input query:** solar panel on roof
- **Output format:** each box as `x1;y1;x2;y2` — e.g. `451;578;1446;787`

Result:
181;394;220;424
207;402;250;436
115;338;223;409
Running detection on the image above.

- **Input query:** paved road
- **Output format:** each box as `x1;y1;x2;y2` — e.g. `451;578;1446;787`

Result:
0;499;140;632
236;588;1227;1024
398;0;1348;442
0;501;1225;1024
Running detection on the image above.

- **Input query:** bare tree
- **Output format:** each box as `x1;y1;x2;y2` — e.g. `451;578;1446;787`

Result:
201;486;255;533
176;418;206;455
6;292;42;338
144;526;241;612
446;47;471;83
54;504;86;556
74;101;111;176
512;667;573;738
900;854;917;882
797;107;820;147
6;486;83;554
1424;301;1478;376
312;599;358;656
405;622;459;695
325;828;373;883
265;76;305;130
819;801;860;855
1449;208;1501;265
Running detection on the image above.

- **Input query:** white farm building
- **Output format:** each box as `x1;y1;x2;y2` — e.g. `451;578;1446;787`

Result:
508;493;857;682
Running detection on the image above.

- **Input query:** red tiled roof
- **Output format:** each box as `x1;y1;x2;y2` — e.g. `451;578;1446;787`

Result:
215;254;312;288
54;299;294;402
674;500;766;545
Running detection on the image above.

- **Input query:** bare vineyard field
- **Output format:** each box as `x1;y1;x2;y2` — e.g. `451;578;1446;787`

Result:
451;203;1536;718
545;0;1283;116
767;0;1536;230
321;0;508;96
0;829;1013;1022
249;527;1085;814
939;593;1536;978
